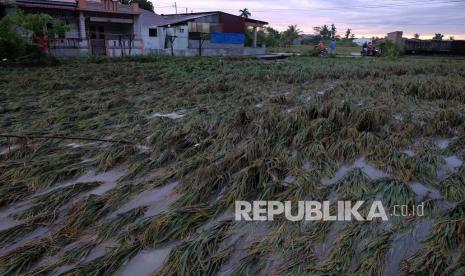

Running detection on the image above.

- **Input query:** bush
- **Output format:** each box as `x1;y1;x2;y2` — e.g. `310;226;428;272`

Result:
379;41;404;58
0;9;70;60
0;13;28;59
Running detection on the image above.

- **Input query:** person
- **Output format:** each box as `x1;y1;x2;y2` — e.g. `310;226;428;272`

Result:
362;41;368;55
317;40;325;51
367;42;373;56
329;39;337;55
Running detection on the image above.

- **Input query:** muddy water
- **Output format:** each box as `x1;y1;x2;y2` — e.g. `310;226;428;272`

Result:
321;166;352;186
434;138;451;150
437;155;463;179
0;167;126;231
109;181;179;219
313;221;346;265
84;240;119;263
354;157;388;179
409;182;442;200
217;222;271;276
385;219;434;276
0;144;20;155
35;166;127;197
0;202;33;231
0;227;49;255
321;157;388;185
150;112;185;120
119;242;178;276
402;150;415;157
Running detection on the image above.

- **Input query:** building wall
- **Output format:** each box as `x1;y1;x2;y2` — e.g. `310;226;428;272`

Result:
87;21;134;39
106;39;143;56
188;40;243;49
149;46;265;56
140;22;189;53
387;31;403;45
219;13;245;34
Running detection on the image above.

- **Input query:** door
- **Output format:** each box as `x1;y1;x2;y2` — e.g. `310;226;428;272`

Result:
90;26;106;55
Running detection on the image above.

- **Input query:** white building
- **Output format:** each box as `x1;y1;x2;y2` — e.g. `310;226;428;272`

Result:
353;37;372;46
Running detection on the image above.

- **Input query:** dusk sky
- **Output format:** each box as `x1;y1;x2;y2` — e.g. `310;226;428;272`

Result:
153;0;465;39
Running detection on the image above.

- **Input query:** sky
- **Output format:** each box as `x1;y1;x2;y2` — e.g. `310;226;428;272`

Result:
152;0;465;39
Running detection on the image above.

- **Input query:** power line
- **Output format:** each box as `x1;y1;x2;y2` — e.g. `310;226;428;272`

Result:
154;0;465;13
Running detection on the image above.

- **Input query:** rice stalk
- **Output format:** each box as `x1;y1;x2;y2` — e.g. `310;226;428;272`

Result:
158;220;233;276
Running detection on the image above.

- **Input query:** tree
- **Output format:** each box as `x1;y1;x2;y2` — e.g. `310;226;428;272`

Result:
449;36;455;41
433;33;444;40
350;33;355;39
121;0;154;12
263;26;281;47
320;24;330;39
0;12;27;58
330;24;337;39
345;28;351;39
0;9;70;59
313;26;321;36
239;8;251;18
282;25;301;46
413;33;420;39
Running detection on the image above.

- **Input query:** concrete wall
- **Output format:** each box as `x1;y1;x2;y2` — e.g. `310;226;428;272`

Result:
49;48;89;56
147;46;265;56
106;39;143;56
49;38;89;56
188;40;243;49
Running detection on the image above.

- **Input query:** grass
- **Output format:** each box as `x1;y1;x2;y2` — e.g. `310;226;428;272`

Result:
0;55;464;275
267;45;361;56
13;181;102;220
158;220;233;275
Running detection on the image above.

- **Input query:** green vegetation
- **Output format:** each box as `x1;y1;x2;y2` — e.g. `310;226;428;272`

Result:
379;40;404;58
0;9;70;60
121;0;154;12
268;44;360;55
0;55;464;275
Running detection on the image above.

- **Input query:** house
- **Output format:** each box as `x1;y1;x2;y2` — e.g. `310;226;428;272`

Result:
353;37;372;46
139;11;268;56
0;0;268;56
1;0;144;56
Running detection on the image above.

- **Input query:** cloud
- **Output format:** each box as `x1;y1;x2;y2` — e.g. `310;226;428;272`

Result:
153;0;465;38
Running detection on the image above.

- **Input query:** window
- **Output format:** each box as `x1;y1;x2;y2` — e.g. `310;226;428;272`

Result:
149;28;158;37
178;28;184;33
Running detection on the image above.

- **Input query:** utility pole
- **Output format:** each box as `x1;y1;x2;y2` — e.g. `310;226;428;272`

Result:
167;25;177;56
174;2;177;14
185;8;188;14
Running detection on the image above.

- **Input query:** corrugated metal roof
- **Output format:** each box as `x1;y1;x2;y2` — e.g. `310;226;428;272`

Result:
152;11;268;27
15;0;137;14
15;0;77;7
161;11;268;25
148;13;217;27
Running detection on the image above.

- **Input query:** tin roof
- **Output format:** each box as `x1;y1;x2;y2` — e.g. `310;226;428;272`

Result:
154;11;268;27
14;0;138;14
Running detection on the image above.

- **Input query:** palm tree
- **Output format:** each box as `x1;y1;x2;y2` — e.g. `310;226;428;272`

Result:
283;25;302;46
239;8;251;18
433;33;444;40
413;33;420;39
